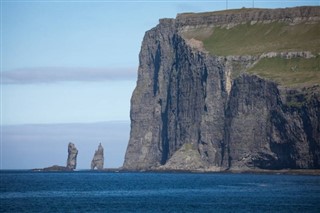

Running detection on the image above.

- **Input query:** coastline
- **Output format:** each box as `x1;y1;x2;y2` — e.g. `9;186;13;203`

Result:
13;168;320;176
121;169;320;176
2;164;319;175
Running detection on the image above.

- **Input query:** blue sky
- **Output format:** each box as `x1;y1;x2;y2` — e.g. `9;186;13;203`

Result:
1;0;319;169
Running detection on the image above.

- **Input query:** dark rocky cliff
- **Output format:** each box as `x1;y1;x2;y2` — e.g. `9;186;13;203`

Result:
123;6;320;171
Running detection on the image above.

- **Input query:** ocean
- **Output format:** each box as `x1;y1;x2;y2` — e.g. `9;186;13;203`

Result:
1;171;319;213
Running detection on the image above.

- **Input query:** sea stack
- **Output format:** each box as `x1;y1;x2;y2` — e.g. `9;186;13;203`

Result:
91;143;104;170
67;142;78;170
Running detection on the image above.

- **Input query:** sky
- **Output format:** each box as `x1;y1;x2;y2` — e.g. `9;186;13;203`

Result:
1;0;319;169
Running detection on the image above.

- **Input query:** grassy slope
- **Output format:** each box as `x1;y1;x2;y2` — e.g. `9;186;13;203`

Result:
185;21;320;87
202;22;320;56
248;56;320;87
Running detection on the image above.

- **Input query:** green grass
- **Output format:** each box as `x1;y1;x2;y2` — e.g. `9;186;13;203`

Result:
181;20;320;88
248;56;320;87
199;22;320;56
179;8;264;18
230;61;248;79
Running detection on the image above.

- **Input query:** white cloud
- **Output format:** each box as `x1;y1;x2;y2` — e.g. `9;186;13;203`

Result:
1;67;137;84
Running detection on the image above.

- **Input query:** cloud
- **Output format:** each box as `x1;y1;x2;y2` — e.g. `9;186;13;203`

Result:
1;67;137;84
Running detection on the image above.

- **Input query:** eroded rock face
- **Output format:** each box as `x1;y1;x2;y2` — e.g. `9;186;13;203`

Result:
123;6;320;171
175;6;320;29
67;142;78;170
91;143;104;170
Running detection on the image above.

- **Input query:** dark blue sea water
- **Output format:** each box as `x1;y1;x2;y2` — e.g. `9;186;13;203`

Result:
1;171;320;213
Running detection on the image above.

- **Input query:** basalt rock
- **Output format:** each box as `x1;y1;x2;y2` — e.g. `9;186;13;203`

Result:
67;142;78;170
123;6;320;171
91;143;104;170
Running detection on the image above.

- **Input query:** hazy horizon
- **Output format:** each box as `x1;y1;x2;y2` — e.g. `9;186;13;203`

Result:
1;121;130;169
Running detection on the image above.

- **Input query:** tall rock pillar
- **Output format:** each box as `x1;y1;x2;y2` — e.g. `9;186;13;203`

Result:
66;142;78;170
91;143;104;170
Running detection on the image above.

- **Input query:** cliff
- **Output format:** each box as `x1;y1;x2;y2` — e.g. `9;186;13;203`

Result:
123;6;320;171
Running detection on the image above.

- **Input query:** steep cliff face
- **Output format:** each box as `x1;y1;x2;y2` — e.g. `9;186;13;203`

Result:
123;6;320;171
224;76;320;170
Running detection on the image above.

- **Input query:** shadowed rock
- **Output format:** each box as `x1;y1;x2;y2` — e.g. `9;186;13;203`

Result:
67;142;78;170
91;143;104;170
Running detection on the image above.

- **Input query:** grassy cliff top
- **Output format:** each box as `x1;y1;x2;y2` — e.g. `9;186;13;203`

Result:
189;21;320;56
183;20;319;88
177;6;319;19
248;56;320;88
179;6;320;56
179;7;264;17
179;7;320;88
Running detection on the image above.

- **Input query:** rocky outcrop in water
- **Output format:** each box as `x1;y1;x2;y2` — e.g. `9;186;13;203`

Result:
67;142;78;170
91;143;104;170
123;6;320;171
32;165;73;172
33;142;78;171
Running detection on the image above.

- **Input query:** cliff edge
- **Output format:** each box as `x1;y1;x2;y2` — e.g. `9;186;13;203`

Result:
123;6;320;171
